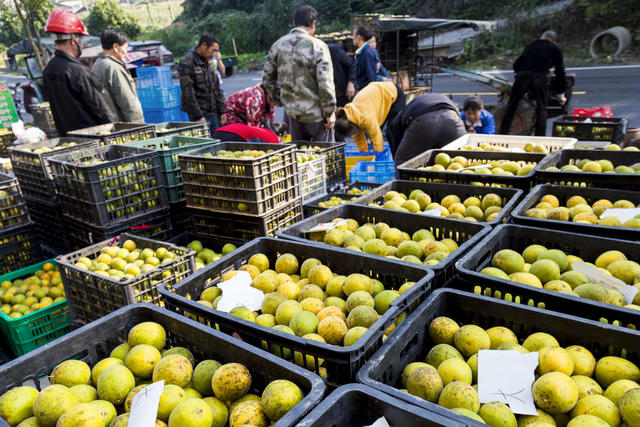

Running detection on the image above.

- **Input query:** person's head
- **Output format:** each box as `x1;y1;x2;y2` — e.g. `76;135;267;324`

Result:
45;9;89;58
100;29;129;61
293;5;318;35
540;30;558;43
195;33;219;61
353;26;373;48
463;96;484;123
368;36;377;50
335;108;360;137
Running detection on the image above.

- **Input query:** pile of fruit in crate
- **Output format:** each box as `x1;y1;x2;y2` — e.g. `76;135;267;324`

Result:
0;321;306;427
196;253;415;351
401;316;640;426
346;187;372;195
460;142;549;153
18;141;81;157
317;195;361;208
544;158;640;174
368;189;504;222
201;149;278;160
296;152;322;164
417;153;537;175
187;240;237;270
0;262;63;319
524;194;640;228
480;247;640;308
572;143;639;151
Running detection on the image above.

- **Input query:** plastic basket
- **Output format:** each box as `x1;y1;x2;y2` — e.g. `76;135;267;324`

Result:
298;384;461;426
0;173;31;233
355;180;523;225
0;129;15;156
277;204;491;287
344;143;393;161
169;200;192;236
343;181;383;193
0;230;44;275
398;150;547;190
189;201;302;241
24;197;67;254
345;155;375;182
0;259;71;357
159;237;433;386
143;107;184;123
0;222;39;254
303;192;366;218
298;156;327;202
137;84;180;108
136;65;173;88
295;141;347;187
552;116;628;143
167;231;247;254
511;184;640;240
154;121;210;138
67;122;156;146
442;133;577;152
8;137;100;202
349;161;396;184
56;233;195;324
535;149;640;190
358;288;640;426
455;224;640;330
0;304;326;427
179;142;300;216
29;102;56;131
48;144;167;228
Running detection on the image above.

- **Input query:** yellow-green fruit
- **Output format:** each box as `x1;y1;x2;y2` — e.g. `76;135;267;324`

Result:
570;394;621;427
152;354;193;388
342;273;373;296
619;388;640;427
168;398;213;427
55;403;103;427
538;346;574;376
203;397;228;427
429;316;460;345
15;416;40;427
572;375;603;400
157;385;187;421
91;358;124;385
125;344;162;379
437;358;472;385
453;325;491;358
192;360;221;397
509;272;543;288
128;322;166;350
438;381;480;413
90;400;116;426
275;253;299;275
110;343;130;361
467;354;479;384
532;372;579;414
607;260;640;284
425;343;464;368
481;267;509;280
486;326;518;349
595;250;627;269
406;366;443;403
567;414;609;426
123;384;146;412
184;388;202;399
228;394;260;416
604;379;640;406
346;305;379;329
478;401;517;427
0;386;38;426
33;384;79;427
69;384;97;403
97;364;135;405
300;258;322;278
529;260;561;284
50;360;91;388
492;249;525;274
522;245;548;264
401;362;432;388
595;356;640;388
523;333;559;352
261;379;304;422
228;400;268;427
517;408;555;426
566;346;596;377
574;283;608;303
212;363;251;402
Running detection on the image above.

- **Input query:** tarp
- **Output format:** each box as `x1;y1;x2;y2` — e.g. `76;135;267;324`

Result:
376;17;495;33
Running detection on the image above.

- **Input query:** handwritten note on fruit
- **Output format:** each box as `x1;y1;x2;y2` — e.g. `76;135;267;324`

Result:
572;262;638;305
217;271;265;312
478;350;539;415
128;380;164;427
600;208;640;224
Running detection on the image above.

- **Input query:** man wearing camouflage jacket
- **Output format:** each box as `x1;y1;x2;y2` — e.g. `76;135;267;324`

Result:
263;5;336;141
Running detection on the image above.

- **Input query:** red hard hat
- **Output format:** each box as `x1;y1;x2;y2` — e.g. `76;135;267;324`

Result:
45;9;89;36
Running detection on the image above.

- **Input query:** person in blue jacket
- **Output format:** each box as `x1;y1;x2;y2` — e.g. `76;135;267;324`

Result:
353;25;378;90
460;96;496;134
368;36;392;81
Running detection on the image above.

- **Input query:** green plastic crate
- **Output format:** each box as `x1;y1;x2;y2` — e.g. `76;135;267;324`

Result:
125;136;219;202
0;259;72;357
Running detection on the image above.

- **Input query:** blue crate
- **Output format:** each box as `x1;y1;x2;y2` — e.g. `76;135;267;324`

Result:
344;143;393;161
138;85;180;108
143;107;183;123
136;65;173;88
349;161;396;184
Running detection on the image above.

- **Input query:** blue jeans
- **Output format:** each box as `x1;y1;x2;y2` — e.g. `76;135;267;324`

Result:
205;114;220;137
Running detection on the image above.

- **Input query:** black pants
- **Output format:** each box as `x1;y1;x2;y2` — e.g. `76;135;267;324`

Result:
499;71;549;136
385;84;407;127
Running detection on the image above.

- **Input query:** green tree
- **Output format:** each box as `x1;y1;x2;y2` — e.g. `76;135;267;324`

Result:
0;0;51;48
86;0;141;39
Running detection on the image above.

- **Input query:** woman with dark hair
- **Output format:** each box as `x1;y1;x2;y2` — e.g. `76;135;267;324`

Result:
353;25;378;90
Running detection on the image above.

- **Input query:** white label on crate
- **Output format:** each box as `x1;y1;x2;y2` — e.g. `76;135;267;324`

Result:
424;208;442;217
572;262;638;305
217;271;265;312
365;417;391;427
128;380;164;427
600;208;640;224
458;164;491;172
304;219;348;233
478;350;539;415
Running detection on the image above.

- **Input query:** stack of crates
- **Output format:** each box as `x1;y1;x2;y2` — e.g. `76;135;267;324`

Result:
137;66;185;123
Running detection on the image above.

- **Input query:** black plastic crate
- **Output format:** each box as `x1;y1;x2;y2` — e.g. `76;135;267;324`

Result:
167;231;247;254
355;180;523;225
154;121;210;138
9;137;99;202
0;222;38;254
159;237;433;387
48;144;167;227
56;233;195;324
169;200;192;236
511;184;640;240
29;102;55;131
67;122;156;145
277;204;491;287
190;200;303;241
180;142;300;216
303;192;366;218
0;226;43;275
298;384;461;426
455;224;640;330
295;141;347;187
0;172;30;233
0;303;326;427
24;197;67;254
552;116;628;143
535;149;640;190
358;288;640;426
0;129;15;156
397;150;547;190
343;181;383;193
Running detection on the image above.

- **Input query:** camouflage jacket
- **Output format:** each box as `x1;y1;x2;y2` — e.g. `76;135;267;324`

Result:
263;28;336;123
179;50;225;120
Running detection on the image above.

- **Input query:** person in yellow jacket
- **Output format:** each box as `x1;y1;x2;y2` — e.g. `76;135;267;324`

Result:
335;81;406;151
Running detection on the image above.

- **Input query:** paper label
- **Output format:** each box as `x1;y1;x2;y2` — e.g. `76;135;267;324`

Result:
128;381;164;427
572;262;638;305
364;417;391;427
478;350;539;415
458;164;491;172
424;208;442;217
600;208;640;224
304;219;347;233
217;270;265;312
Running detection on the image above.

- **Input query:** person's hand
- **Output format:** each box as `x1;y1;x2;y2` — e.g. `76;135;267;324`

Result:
214;51;222;62
220;115;227;125
346;81;355;99
559;94;567;105
324;115;335;129
196;117;206;123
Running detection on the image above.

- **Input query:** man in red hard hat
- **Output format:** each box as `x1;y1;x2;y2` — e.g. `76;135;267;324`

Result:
43;9;118;136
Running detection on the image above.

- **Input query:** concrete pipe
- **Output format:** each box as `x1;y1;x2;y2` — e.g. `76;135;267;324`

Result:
590;26;632;58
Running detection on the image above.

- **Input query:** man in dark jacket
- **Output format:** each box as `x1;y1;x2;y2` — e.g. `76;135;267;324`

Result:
179;33;225;134
42;9;118;136
328;43;356;142
387;93;466;167
499;30;566;136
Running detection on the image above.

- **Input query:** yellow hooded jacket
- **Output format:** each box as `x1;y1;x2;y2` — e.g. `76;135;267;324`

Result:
343;81;398;152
